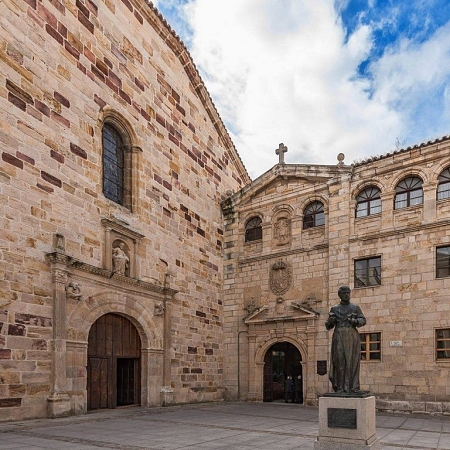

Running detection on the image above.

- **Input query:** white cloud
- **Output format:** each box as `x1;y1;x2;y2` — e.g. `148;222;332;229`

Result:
177;1;450;178
183;1;392;177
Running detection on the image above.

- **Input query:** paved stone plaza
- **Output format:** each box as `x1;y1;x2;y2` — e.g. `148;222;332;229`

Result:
1;402;450;450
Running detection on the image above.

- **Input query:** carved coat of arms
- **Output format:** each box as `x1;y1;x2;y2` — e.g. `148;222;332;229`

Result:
274;217;291;246
269;260;292;295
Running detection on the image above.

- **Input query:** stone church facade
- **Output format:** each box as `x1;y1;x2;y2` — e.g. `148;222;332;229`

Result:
0;0;248;420
222;138;450;414
2;0;450;422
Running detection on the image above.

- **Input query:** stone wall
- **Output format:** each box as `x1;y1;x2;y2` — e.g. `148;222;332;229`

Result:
222;139;450;412
0;0;248;420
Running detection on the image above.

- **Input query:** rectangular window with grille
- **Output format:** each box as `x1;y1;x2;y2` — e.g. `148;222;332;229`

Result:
436;329;450;360
360;332;381;361
354;257;381;287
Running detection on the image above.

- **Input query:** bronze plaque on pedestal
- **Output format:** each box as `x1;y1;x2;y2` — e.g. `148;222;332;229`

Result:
327;408;357;429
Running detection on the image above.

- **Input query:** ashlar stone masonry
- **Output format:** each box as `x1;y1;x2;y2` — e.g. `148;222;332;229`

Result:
0;0;248;420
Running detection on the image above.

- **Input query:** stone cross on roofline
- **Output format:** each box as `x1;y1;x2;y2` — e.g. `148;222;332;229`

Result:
275;143;287;164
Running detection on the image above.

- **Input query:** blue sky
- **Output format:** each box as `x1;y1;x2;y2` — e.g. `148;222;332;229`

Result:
153;0;450;178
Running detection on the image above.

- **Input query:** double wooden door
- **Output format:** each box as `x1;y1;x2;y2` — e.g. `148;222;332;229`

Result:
87;313;141;410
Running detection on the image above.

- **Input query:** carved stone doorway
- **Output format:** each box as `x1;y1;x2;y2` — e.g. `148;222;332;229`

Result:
87;313;141;410
263;342;302;402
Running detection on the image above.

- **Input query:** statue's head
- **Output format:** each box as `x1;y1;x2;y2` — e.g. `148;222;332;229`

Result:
338;285;351;303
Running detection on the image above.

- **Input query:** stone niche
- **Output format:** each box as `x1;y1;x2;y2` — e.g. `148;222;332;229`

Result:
101;218;144;278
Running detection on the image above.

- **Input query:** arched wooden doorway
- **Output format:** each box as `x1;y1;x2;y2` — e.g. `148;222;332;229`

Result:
263;342;302;402
87;313;141;410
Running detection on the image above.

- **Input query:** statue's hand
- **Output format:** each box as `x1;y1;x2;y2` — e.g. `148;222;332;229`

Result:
325;314;336;330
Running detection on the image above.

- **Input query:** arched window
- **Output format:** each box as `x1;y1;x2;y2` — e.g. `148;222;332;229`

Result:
245;217;262;242
102;123;131;208
394;176;423;209
355;186;381;218
437;168;450;200
303;201;325;229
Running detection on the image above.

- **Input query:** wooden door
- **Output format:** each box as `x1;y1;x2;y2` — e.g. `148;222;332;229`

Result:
87;314;141;410
87;357;108;410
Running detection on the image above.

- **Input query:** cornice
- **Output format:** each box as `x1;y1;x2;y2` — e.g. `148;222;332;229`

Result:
101;218;144;240
350;217;450;243
239;243;329;266
46;252;178;297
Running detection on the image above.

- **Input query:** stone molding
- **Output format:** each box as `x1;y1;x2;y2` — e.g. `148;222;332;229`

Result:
239;243;329;266
46;252;178;296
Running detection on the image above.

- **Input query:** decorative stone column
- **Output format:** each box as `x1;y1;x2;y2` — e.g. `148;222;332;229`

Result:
46;250;71;418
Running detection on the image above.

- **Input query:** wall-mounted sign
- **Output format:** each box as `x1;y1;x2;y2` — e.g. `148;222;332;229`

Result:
317;360;327;376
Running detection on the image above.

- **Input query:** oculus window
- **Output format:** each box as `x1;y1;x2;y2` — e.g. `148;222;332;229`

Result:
245;217;262;242
356;186;381;218
303;201;325;229
354;256;381;287
394;176;423;209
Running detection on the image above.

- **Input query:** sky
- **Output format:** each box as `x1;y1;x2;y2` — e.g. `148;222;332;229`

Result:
152;0;450;179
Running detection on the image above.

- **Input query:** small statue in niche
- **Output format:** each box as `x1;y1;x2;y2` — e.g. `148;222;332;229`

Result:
66;282;82;300
112;242;129;275
154;302;165;316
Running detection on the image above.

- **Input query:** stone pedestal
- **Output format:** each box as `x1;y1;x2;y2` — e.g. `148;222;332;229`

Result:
315;395;380;450
160;386;174;406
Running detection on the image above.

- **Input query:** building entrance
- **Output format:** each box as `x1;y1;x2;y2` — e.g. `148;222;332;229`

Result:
87;313;141;410
263;342;302;402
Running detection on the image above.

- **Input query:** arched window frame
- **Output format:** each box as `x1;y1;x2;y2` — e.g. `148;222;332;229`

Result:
245;216;262;242
394;176;423;210
102;121;133;209
355;186;381;218
437;168;450;201
303;201;325;229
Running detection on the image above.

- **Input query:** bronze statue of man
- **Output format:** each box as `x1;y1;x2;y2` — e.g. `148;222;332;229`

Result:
325;286;366;394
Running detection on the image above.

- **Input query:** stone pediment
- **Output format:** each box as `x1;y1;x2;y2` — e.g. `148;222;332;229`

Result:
244;301;319;325
223;163;350;209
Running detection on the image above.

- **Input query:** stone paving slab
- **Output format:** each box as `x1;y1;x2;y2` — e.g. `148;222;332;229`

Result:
0;402;450;449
